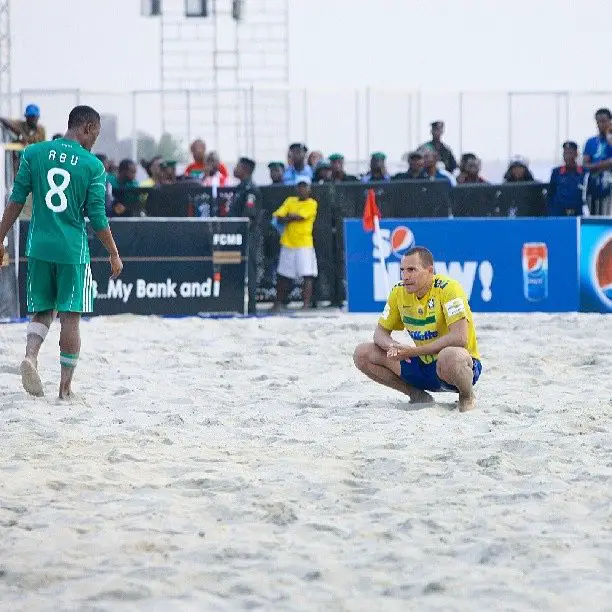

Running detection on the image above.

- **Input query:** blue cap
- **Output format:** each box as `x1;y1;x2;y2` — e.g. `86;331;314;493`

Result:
24;104;40;117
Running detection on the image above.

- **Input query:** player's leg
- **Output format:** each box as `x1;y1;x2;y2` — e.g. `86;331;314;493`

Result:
58;312;81;399
21;258;57;396
272;246;295;311
436;347;479;412
55;262;93;399
299;247;318;309
353;342;434;404
301;276;314;309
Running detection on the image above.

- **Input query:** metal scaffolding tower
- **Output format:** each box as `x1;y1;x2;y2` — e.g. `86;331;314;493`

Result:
144;0;289;161
0;0;11;117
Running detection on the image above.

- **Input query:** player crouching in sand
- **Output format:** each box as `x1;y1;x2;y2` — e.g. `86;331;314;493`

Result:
353;246;482;412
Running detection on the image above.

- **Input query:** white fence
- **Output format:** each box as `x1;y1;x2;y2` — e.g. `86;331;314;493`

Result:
4;88;611;181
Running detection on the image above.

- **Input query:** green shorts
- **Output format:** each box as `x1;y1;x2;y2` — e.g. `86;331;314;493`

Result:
26;257;94;314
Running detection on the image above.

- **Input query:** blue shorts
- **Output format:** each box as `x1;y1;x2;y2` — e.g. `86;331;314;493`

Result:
400;357;482;393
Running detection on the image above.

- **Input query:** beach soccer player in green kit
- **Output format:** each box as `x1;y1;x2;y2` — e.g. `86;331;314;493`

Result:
0;105;123;400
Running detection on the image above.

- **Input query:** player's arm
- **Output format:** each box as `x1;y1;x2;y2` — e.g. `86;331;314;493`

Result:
86;166;123;278
0;151;32;253
390;319;469;360
388;284;470;359
374;289;406;351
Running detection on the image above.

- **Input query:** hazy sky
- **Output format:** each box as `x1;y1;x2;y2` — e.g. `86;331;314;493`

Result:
8;0;612;171
11;0;611;91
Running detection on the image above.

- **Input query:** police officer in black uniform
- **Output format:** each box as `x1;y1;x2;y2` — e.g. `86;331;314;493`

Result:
230;157;262;314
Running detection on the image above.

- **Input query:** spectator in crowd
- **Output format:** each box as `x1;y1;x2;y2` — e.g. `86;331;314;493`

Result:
308;150;324;171
95;153;114;214
108;158;140;217
271;177;318;311
164;160;178;184
393;151;428;180
231;157;262;314
283;143;313;185
329;153;357;181
202;151;229;187
422;148;453;184
547;141;586;216
503;156;535;182
420;120;457;173
139;156;167;187
184;138;229;182
456;155;487;184
583;108;612;216
313;160;333;183
268;161;285;184
0;104;46;145
361;152;390;182
52;133;63;140
107;158;118;177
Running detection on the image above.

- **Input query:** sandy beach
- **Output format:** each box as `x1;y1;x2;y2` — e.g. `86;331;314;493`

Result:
1;312;611;611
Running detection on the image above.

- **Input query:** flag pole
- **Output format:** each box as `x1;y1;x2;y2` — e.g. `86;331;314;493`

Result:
373;214;390;296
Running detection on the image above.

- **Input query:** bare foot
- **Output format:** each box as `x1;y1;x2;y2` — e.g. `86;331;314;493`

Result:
20;357;44;397
58;386;72;401
409;390;435;405
458;394;476;412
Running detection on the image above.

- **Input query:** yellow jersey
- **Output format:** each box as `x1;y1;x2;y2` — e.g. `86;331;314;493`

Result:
273;196;317;248
378;274;480;364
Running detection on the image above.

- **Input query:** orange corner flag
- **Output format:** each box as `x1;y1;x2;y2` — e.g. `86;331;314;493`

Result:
362;188;381;232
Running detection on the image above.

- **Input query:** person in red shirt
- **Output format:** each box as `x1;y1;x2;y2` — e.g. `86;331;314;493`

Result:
184;139;229;181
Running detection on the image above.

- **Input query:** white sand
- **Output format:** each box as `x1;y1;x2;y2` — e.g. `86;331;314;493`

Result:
1;312;611;611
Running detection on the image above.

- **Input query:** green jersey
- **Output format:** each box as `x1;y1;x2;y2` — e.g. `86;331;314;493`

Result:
10;138;109;264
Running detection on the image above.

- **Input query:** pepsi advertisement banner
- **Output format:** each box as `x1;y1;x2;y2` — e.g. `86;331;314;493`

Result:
580;218;612;313
344;218;580;313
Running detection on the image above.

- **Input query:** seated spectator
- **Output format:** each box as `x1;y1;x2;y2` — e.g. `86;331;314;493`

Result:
108;158;140;217
456;156;487;184
422;148;453;184
313;160;333;183
361;152;390;182
140;156;167;187
308;150;324;171
547;141;586;216
0;104;46;145
202;151;230;187
329;153;358;181
271;177;318;311
504;156;535;182
393;151;428;180
184;138;229;182
419;120;457;173
283;143;313;185
268;161;285;184
583;108;612;216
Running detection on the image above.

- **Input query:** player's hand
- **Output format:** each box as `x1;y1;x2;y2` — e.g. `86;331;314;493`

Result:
387;344;415;361
109;253;123;279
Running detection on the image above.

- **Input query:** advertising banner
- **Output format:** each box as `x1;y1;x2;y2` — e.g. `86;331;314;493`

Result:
580;217;612;313
18;218;248;317
344;217;580;313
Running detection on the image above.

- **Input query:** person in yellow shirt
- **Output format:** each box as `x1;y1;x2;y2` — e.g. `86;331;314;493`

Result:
353;246;482;412
271;177;318;311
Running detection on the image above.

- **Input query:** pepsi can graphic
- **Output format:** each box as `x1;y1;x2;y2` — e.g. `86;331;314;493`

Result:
522;242;548;301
